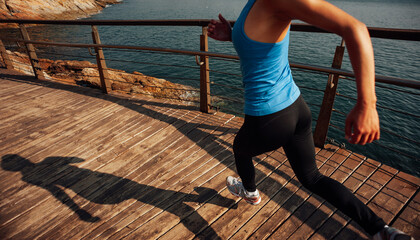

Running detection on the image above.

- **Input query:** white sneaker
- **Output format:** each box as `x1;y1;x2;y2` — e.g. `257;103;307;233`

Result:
226;176;261;205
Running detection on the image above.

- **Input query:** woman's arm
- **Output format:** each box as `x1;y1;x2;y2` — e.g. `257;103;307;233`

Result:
267;0;380;145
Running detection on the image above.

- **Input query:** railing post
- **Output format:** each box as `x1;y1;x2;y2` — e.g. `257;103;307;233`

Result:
19;24;45;80
0;39;14;70
313;39;345;148
200;26;210;113
91;25;112;94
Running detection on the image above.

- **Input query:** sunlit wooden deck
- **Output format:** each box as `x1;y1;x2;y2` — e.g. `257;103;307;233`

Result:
0;68;419;240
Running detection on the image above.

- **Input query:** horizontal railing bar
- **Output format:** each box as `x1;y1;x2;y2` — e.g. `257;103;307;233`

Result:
335;93;420;118
39;52;95;59
208;69;242;78
290;62;420;89
291;23;420;41
326;124;419;162
369;81;420;96
1;19;419;41
211;82;244;91
2;37;419;89
154;76;200;82
1;37;240;59
209;94;243;104
0;19;214;26
381;128;420;145
332;108;347;117
291;67;330;77
372;141;419;160
299;85;325;92
306;102;322;108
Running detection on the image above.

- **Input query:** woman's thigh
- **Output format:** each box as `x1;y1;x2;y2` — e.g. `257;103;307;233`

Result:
235;99;304;158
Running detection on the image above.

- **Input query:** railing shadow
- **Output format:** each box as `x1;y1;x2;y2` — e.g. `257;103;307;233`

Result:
0;71;368;238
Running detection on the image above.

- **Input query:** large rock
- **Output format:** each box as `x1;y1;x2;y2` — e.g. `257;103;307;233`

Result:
4;50;200;104
0;0;122;28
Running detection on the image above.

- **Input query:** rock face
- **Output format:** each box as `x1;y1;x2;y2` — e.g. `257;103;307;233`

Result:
0;0;121;28
4;50;200;104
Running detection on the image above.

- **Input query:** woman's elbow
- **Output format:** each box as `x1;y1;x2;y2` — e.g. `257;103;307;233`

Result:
353;21;369;36
342;21;370;42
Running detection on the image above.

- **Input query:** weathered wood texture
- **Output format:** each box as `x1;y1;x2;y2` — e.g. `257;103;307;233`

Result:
0;69;419;240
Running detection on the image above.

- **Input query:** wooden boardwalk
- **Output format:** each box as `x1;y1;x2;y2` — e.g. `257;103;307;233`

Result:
0;68;419;240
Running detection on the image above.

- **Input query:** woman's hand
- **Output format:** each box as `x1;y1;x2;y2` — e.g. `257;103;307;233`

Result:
208;14;232;41
345;102;380;145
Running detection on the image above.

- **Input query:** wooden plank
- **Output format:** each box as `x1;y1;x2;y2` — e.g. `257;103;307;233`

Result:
0;89;115;152
392;190;420;239
0;99;125;182
0;101;116;186
368;171;420;223
0;91;95;143
0;81;45;101
0;86;64;120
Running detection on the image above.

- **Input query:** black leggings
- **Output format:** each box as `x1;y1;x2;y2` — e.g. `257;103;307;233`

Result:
233;96;385;235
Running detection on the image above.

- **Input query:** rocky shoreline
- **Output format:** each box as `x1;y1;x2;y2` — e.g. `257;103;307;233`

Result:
0;0;204;105
0;0;122;28
3;50;200;104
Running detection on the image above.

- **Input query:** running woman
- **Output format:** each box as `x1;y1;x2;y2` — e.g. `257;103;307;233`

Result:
208;0;414;239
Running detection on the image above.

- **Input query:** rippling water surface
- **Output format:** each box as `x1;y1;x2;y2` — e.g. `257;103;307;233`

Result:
2;0;419;176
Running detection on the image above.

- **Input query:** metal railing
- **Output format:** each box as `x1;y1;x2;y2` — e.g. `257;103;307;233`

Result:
0;19;419;175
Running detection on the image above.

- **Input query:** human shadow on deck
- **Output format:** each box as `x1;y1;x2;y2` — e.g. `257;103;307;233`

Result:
1;154;236;239
1;72;369;238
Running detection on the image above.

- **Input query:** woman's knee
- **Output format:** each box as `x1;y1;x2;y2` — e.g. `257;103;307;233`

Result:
295;168;324;190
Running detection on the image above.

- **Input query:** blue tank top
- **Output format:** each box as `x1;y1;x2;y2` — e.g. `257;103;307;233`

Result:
232;0;300;116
